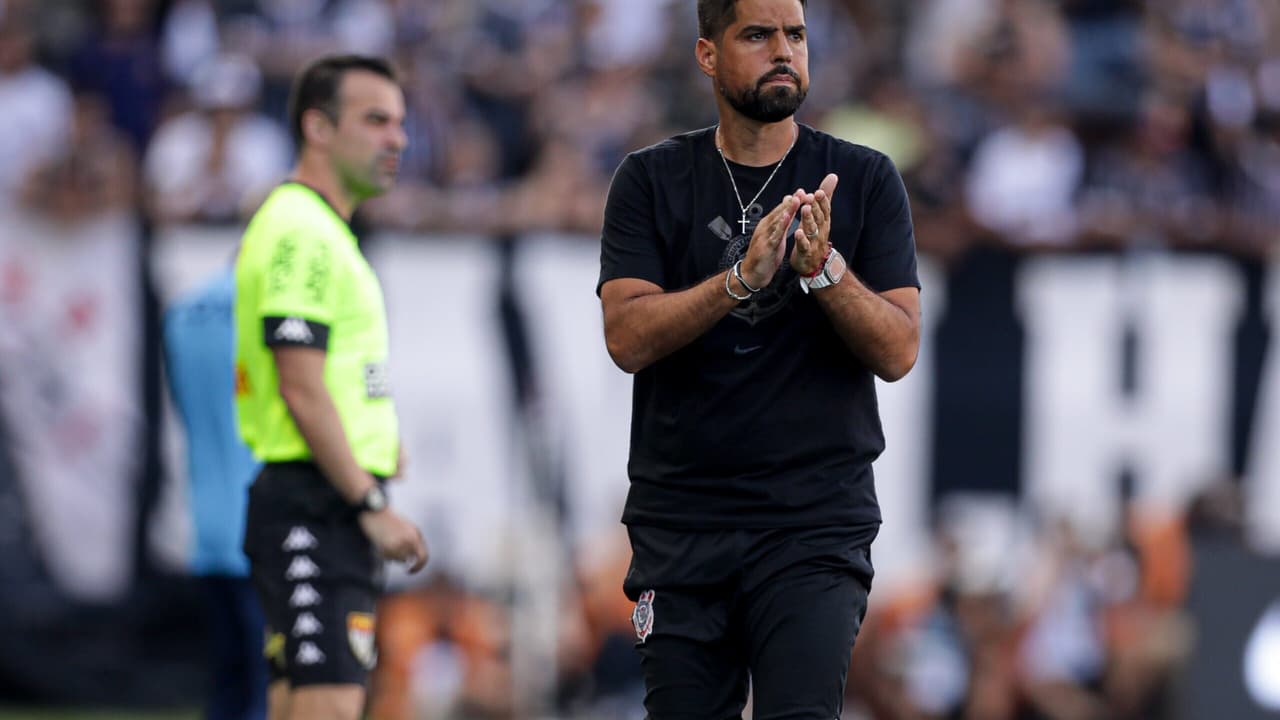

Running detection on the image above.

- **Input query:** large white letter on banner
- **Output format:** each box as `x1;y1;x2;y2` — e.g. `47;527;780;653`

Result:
1246;259;1280;554
371;237;515;589
874;257;943;595
1020;255;1240;539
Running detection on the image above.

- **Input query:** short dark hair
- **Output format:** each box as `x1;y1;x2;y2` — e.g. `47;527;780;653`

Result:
287;54;398;147
697;0;807;42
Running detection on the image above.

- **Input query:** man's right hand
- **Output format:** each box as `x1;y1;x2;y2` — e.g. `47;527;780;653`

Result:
740;193;801;290
358;509;429;573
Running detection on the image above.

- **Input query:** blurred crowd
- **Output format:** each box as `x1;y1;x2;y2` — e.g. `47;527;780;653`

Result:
2;0;1278;252
1;0;1278;717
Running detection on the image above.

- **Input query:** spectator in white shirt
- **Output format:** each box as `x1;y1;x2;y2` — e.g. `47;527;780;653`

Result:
143;53;290;225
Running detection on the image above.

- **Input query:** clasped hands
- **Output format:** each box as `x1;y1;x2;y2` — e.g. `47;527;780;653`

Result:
738;173;840;290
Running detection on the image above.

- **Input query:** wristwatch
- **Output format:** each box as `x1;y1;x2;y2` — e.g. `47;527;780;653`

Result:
800;248;847;294
357;485;388;513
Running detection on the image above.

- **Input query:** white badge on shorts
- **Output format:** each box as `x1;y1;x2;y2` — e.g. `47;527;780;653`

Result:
347;612;377;669
632;589;656;643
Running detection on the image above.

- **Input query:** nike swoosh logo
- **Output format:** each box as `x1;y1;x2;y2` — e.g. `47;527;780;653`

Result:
734;345;763;355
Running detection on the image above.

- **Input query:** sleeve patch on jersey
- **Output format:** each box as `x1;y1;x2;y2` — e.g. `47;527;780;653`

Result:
364;362;391;398
264;316;330;349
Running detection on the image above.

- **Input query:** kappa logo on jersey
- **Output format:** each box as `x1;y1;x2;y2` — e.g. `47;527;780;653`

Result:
285;555;321;581
347;612;377;669
632;589;656;643
290;583;322;608
296;641;326;666
292;612;323;637
282;526;318;551
274;316;314;344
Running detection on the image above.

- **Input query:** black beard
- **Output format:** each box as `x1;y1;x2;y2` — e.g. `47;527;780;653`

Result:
722;81;807;123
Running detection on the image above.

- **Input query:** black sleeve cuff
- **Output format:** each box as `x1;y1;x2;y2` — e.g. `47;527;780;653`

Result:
263;316;330;349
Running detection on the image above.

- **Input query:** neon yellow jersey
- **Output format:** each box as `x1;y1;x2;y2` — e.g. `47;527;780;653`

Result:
234;183;398;476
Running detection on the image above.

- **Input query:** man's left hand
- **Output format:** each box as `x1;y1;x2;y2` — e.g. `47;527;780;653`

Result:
790;173;839;276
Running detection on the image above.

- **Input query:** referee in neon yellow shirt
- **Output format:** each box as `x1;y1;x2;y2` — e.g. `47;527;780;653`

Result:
234;55;427;720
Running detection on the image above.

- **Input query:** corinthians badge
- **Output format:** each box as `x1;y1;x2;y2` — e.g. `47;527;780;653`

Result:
632;589;655;643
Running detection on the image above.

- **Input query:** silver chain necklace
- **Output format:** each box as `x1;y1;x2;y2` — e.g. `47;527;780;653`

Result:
716;125;797;235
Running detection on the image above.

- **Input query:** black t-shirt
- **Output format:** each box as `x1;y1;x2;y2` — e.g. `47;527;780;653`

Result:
598;124;920;529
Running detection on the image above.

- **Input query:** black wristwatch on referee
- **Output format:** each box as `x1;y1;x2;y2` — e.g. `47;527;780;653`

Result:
356;485;388;513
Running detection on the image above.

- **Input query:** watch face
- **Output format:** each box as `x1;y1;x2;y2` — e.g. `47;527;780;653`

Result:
828;251;847;282
365;486;387;511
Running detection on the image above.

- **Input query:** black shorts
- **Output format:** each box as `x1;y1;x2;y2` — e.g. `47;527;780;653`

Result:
623;523;877;720
243;462;384;687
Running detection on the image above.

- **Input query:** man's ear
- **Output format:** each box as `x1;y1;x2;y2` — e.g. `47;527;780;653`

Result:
695;37;717;79
302;108;334;147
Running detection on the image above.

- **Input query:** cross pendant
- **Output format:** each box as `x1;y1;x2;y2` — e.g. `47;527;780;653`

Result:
739;214;750;235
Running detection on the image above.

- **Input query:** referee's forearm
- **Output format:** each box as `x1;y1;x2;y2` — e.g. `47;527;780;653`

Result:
279;385;375;503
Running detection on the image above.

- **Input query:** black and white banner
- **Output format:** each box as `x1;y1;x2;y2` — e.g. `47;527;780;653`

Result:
0;210;144;602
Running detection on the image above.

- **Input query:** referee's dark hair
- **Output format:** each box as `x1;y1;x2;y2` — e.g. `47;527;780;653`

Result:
287;55;398;148
697;0;808;42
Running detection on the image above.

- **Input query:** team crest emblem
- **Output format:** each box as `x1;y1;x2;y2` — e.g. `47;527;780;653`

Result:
632;590;656;643
347;612;377;669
